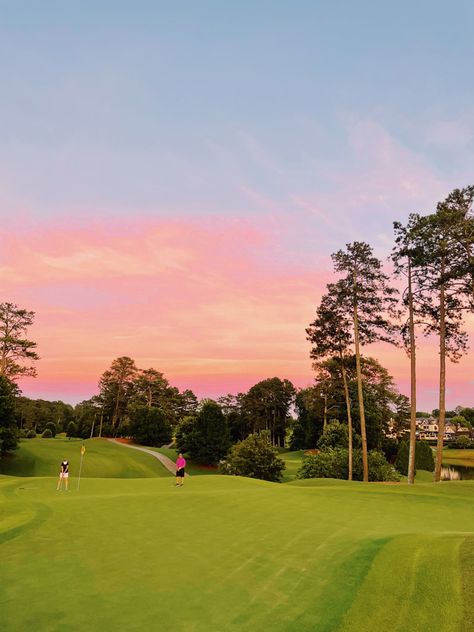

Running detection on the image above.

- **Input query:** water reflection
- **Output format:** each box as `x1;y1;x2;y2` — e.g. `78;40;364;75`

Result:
441;464;474;480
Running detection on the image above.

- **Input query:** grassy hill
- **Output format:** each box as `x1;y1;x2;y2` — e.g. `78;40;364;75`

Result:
1;440;473;631
0;437;170;478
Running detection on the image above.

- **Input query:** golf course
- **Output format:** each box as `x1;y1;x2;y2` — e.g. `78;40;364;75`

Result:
1;438;473;632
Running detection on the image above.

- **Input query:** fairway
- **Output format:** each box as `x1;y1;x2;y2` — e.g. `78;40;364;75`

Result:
1;443;474;631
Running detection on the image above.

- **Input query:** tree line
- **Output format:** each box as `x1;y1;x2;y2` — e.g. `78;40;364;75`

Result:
306;185;474;483
0;185;473;482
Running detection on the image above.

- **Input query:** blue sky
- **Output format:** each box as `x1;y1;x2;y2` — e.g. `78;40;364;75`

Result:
1;2;473;406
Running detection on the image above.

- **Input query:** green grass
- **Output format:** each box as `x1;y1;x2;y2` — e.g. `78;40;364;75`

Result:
0;438;170;478
443;448;474;468
1;441;474;631
150;445;218;475
280;450;305;482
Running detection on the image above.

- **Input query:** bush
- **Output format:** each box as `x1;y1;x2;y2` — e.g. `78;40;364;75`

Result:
415;440;435;471
395;441;411;476
316;420;362;451
129;406;172;446
0;375;18;455
44;421;57;437
66;421;77;438
220;432;285;482
395;440;435;475
41;428;53;438
297;448;400;482
449;436;474;449
27;429;36;439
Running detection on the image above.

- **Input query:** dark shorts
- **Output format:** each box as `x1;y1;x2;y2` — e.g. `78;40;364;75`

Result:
176;468;185;477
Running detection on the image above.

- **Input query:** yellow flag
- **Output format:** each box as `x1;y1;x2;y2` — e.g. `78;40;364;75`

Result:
81;444;86;456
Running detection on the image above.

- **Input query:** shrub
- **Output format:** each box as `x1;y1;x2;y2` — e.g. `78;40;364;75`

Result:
66;421;77;438
297;447;400;482
44;421;57;438
415;440;435;471
220;432;285;482
316;420;362;451
41;428;53;438
395;441;411;476
395;440;435;475
449;436;474;449
129;406;172;446
27;429;36;439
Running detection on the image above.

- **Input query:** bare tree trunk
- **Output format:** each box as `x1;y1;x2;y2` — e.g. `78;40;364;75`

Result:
435;272;446;482
352;272;369;482
340;353;353;481
323;392;328;431
407;259;417;485
98;411;104;438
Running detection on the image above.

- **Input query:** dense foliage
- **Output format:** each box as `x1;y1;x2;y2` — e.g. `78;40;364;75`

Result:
176;401;230;465
220;432;285;482
0;375;18;455
297;448;400;482
395;441;435;475
128;406;172;447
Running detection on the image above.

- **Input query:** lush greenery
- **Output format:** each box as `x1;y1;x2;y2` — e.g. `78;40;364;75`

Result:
0;437;170;478
297;448;400;482
1;439;473;631
220;432;285;482
395;440;435;475
176;400;231;465
128;406;172;447
0;375;18;455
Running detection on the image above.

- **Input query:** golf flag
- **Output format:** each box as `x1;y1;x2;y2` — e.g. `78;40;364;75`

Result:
77;443;86;491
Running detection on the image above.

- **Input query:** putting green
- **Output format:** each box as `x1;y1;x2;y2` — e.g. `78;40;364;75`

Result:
1;443;473;631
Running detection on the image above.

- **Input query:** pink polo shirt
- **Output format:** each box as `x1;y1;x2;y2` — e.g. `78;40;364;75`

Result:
176;457;186;469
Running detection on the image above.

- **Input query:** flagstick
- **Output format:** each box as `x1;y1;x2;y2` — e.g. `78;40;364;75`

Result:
77;445;85;492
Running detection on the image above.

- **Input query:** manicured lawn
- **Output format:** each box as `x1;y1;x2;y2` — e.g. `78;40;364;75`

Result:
1;442;473;631
0;437;170;478
443;448;474;468
280;450;305;482
150;445;218;475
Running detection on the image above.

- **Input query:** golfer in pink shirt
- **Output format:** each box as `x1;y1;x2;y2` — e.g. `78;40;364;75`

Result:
175;453;186;487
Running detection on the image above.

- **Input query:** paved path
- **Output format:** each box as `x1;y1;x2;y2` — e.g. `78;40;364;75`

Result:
108;439;190;476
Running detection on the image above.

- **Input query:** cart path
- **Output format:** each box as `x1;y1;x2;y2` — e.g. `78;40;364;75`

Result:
107;439;189;476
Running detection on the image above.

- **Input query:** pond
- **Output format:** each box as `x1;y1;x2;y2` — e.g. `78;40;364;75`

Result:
441;464;474;480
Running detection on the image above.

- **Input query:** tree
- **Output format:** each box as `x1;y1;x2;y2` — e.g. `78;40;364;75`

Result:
316;420;360;451
306;282;355;478
220;432;285;482
178;401;230;465
297;448;399;482
0;375;18;455
392;216;426;484
242;378;295;447
0;302;39;379
129;406;172;446
409;202;471;482
99;357;138;432
331;242;398;481
290;387;325;450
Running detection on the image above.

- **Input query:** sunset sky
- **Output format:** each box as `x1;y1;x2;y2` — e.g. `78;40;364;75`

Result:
1;2;474;408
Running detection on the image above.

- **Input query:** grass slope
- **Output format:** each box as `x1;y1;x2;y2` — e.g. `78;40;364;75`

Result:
1;443;473;631
0;438;170;478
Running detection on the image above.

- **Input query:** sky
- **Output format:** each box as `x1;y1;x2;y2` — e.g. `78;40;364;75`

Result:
1;1;474;409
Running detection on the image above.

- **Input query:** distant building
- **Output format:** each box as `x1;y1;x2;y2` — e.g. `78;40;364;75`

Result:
385;417;472;441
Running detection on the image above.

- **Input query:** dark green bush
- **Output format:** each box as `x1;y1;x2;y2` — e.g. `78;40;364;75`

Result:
44;421;57;437
128;406;172;446
66;421;77;438
415;440;435;471
220;432;285;482
297;448;400;482
41;428;53;438
395;440;435;475
26;429;36;439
